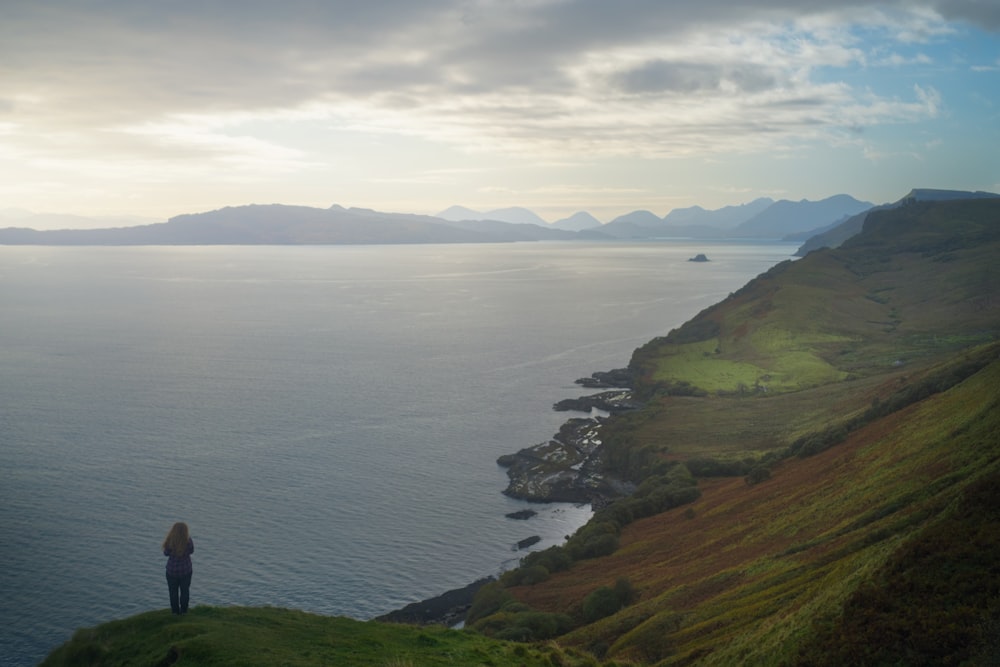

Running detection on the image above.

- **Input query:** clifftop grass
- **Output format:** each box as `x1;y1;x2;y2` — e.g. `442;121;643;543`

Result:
41;606;609;667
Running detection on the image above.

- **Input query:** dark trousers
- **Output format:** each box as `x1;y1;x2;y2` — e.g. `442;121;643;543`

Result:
166;572;192;614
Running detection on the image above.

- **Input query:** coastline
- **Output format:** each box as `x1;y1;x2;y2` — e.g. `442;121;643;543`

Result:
380;369;636;626
375;577;496;627
495;370;638;505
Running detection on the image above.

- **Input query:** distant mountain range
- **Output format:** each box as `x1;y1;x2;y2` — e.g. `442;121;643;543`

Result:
437;206;601;232
1;190;995;246
0;204;579;245
662;198;775;228
433;196;875;242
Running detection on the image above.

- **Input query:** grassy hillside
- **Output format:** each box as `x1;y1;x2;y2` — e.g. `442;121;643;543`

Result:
615;198;1000;464
473;199;1000;664
509;348;999;664
43;199;1000;665
40;606;608;667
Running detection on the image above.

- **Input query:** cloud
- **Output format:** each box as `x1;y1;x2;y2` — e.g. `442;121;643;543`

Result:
120;117;313;172
876;52;934;66
932;0;1000;31
971;58;1000;72
0;0;979;172
610;60;778;95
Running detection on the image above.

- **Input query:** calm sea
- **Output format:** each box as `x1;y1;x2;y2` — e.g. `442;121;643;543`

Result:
0;240;795;665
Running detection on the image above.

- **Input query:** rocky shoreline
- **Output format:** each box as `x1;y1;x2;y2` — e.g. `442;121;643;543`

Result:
496;370;638;504
379;369;638;627
375;577;495;627
495;416;613;503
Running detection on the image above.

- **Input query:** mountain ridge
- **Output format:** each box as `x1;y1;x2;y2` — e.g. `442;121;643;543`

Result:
727;193;872;238
0;203;575;245
550;211;604;231
662;197;774;229
795;187;1000;255
0;194;881;244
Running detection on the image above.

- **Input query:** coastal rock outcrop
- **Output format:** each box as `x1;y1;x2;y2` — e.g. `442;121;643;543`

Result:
575;368;634;388
553;389;641;413
516;536;541;550
376;577;495;626
497;417;615;503
497;366;642;504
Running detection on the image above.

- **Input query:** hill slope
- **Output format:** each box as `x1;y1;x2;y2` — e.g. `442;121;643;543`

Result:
511;348;999;664
472;198;1000;664
794;188;1000;256
40;606;604;667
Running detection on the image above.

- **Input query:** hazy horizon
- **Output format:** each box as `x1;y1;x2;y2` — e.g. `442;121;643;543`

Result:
2;2;998;227
1;192;874;231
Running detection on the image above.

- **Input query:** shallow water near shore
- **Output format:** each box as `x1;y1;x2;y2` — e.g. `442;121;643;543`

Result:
0;240;795;665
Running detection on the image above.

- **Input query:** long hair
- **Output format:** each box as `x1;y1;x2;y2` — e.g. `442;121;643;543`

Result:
162;522;190;556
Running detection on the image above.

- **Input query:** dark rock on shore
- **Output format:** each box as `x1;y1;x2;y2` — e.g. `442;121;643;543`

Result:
497;417;620;503
516;535;541;550
376;576;495;627
390;370;636;628
553;390;642;413
575;368;634;388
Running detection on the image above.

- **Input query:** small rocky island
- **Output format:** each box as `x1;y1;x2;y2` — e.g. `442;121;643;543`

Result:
688;253;710;262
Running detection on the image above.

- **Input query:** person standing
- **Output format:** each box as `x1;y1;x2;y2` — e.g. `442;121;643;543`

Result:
162;522;194;615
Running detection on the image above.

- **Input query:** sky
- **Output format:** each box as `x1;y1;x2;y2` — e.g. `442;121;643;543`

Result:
1;1;999;228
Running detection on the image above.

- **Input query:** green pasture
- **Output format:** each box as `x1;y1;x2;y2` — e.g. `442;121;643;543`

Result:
41;606;610;667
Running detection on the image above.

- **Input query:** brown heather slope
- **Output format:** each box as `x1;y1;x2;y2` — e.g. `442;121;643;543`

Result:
498;199;1000;665
514;350;999;664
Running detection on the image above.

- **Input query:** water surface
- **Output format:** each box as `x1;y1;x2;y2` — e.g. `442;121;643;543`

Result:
0;241;795;665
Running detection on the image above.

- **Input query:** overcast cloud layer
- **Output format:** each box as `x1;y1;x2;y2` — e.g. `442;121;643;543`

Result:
1;0;998;223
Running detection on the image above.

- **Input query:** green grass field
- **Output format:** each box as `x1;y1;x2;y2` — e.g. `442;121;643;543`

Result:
41;606;609;667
